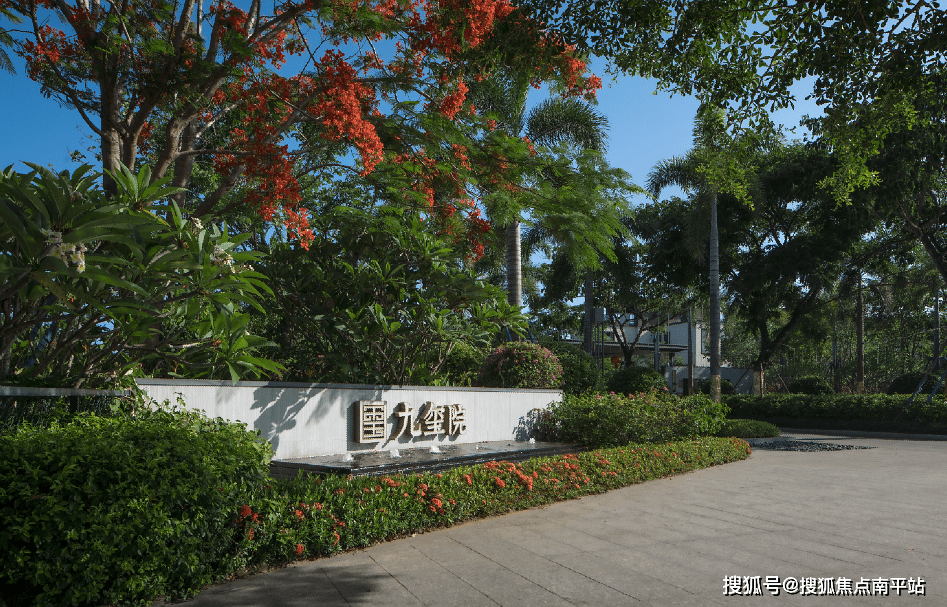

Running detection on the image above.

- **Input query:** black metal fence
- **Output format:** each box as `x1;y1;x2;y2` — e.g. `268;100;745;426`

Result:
0;386;132;433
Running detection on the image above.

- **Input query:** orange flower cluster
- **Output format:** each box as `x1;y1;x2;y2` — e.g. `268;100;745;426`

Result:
15;0;603;251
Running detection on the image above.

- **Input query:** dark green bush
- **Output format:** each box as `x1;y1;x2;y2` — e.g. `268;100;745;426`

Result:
535;392;728;448
788;375;834;395
723;394;947;428
886;371;942;395
541;341;600;395
476;342;563;389
697;378;735;395
0;405;272;607
714;419;781;438
606;365;668;395
439;342;486;387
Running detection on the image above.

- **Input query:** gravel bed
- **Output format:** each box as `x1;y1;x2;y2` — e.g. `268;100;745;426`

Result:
752;440;875;452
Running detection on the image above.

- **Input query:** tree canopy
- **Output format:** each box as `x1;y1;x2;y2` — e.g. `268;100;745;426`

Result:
520;0;947;201
2;0;601;247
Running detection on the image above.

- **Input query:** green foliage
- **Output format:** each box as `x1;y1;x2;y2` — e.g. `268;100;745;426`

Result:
540;340;600;395
535;391;727;448
0;163;278;387
684;394;730;436
254;206;525;385
247;437;750;547
714;419;781;438
476;341;564;389
528;1;938;204
788;375;835;395
0;404;751;606
724;394;947;428
438;342;487;387
886;372;943;395
606;365;668;395
0;403;272;606
698;378;735;396
0;393;135;434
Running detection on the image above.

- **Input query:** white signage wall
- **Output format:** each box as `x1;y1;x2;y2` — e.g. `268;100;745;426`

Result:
136;379;561;460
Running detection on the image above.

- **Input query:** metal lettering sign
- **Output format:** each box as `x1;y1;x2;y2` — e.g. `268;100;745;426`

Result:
446;404;467;435
356;400;387;442
355;400;468;442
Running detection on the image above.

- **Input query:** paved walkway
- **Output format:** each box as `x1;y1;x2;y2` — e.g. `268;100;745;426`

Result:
181;433;947;606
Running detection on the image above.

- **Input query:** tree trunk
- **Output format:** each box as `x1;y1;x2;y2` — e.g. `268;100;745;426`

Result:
934;286;941;370
709;192;721;402
687;306;695;396
506;220;521;309
171;122;199;209
752;361;764;396
583;272;594;354
856;272;865;393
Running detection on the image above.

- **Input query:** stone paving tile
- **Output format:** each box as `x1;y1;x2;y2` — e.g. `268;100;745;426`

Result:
408;534;498;568
442;561;579;607
548;550;709;607
177;434;947;606
391;571;500;607
315;557;425;606
366;545;447;577
762;532;906;568
454;533;642;607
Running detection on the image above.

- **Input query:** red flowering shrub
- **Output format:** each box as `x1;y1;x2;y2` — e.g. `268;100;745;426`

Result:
477;342;564;389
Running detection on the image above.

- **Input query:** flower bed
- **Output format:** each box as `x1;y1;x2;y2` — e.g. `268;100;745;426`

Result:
222;437;750;576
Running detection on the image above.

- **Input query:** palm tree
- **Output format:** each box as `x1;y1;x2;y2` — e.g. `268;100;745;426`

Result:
468;74;609;315
646;108;727;401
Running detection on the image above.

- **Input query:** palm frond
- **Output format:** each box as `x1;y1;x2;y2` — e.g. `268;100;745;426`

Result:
646;152;703;197
525;98;608;152
466;70;528;135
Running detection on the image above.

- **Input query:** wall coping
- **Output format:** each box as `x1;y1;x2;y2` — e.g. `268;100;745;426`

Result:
135;378;562;395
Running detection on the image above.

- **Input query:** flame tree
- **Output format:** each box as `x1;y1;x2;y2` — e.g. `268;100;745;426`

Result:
3;0;601;251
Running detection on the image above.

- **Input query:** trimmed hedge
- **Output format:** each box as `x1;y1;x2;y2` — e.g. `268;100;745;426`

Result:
714;419;781;438
0;407;272;607
723;394;947;433
535;392;729;448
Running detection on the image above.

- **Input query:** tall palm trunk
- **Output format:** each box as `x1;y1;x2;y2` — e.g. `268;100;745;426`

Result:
856;272;865;393
583;272;594;353
506;220;522;308
709;192;722;401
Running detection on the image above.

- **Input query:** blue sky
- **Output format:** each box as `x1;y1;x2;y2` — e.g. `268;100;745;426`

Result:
0;51;822;207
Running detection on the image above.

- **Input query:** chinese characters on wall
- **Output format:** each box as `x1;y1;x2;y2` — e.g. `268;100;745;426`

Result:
356;400;467;443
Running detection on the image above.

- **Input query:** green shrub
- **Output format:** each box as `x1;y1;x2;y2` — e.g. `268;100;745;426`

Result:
697;377;735;395
541;341;600;395
476;342;563;389
535;392;727;448
886;371;942;395
606;365;668;395
213;437;751;571
788;375;834;395
0;405;272;607
723;394;947;427
439;342;486;387
683;394;730;436
714;419;781;438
